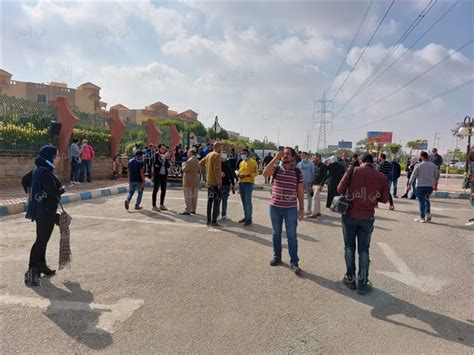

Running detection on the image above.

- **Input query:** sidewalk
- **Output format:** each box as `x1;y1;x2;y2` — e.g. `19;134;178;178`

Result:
0;176;470;217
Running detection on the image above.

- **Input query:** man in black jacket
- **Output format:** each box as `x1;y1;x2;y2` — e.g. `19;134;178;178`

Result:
377;153;395;210
152;144;171;211
391;158;401;198
218;148;236;220
309;154;327;218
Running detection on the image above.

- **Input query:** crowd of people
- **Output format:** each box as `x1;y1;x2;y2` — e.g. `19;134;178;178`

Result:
21;141;473;295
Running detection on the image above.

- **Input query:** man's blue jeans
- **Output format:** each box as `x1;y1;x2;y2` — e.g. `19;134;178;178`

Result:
239;182;254;222
219;185;231;217
81;160;92;182
304;182;313;214
391;178;398;196
127;181;143;207
415;186;433;219
341;215;374;280
270;205;299;266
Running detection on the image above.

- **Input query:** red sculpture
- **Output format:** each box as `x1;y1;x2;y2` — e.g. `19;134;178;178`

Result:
49;97;78;161
168;125;182;161
109;109;126;158
144;119;162;146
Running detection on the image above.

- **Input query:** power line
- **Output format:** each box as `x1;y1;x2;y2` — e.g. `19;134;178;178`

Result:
333;0;438;118
335;38;474;120
354;78;474;128
325;0;374;96
331;0;395;102
363;0;460;92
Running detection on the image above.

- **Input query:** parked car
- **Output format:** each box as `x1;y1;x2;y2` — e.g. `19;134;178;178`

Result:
454;162;466;170
449;159;460;167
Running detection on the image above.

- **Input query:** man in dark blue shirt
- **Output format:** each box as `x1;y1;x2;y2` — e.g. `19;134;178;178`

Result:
125;150;145;210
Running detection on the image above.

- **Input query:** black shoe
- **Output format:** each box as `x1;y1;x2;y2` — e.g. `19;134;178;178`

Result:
291;264;302;274
135;206;143;210
25;268;41;287
270;257;282;266
206;221;211;226
180;212;191;215
401;194;407;199
38;262;56;277
191;212;196;215
343;274;356;290
238;218;246;223
243;220;252;226
357;278;373;295
124;200;129;210
210;222;221;227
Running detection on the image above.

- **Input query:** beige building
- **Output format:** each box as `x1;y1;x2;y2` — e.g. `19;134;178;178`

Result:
0;69;106;114
228;130;250;142
111;100;199;125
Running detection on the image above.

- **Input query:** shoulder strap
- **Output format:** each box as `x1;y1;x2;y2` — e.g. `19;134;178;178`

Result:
344;167;355;196
295;167;301;183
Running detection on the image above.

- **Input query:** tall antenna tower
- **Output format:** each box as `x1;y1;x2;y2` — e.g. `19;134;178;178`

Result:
310;92;334;152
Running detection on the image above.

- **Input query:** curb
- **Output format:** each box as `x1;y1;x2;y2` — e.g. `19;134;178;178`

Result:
0;180;182;218
0;183;470;218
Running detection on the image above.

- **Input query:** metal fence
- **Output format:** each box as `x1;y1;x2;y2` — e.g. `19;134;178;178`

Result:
0;94;57;156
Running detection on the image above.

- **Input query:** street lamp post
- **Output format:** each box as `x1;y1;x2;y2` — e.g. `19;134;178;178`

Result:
463;116;472;175
213;115;219;141
262;136;268;161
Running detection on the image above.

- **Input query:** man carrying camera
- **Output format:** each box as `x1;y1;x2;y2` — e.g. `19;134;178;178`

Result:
337;153;389;295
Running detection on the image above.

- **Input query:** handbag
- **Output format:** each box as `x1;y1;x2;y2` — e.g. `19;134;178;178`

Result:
330;168;354;215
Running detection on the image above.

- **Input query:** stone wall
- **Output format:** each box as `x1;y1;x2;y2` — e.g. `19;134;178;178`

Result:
0;156;113;188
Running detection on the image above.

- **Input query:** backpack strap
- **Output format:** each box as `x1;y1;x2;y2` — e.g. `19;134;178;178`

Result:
271;166;302;185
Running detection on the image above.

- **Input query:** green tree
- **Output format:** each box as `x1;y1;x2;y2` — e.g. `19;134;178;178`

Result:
207;127;229;140
387;143;402;155
188;121;206;137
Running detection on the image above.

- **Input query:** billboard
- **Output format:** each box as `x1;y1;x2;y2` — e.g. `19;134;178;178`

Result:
367;131;393;143
338;140;353;149
416;140;428;150
327;145;339;152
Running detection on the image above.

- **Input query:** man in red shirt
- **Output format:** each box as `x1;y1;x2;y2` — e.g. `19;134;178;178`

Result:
80;139;96;183
337;153;389;294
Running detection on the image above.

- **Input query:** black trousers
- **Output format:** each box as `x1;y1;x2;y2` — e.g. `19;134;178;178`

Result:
29;209;56;268
152;174;167;207
207;186;222;224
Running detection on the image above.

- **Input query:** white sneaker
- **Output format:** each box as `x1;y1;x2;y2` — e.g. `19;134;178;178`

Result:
414;217;426;223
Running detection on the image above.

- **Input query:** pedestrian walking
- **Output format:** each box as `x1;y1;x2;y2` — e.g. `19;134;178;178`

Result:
429;148;443;190
69;138;81;186
152;144;171;211
263;147;305;274
199;142;223;226
391;158;401;198
237;148;259;226
326;156;345;209
22;145;65;287
408;151;438;223
218;147;236;220
377;154;395;210
337;153;389;295
80;139;95;183
309;154;327;219
263;152;273;184
124;150;145;211
180;149;200;215
296;151;315;216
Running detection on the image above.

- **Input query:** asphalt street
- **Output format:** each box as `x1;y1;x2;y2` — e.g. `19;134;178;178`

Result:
1;187;473;353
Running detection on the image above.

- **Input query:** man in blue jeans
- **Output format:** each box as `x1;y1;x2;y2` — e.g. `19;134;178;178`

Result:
263;147;305;274
408;151;438;223
125;150;145;211
337;153;389;294
237;148;259;226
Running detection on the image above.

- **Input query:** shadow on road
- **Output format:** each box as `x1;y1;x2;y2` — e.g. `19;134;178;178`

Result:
32;279;113;350
299;271;474;348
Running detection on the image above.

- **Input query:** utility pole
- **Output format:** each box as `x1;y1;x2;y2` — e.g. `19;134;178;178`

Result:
311;91;333;153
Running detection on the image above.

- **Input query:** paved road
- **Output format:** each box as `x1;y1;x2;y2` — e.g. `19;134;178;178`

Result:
1;187;473;353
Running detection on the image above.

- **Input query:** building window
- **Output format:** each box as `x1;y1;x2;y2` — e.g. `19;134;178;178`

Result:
37;94;47;103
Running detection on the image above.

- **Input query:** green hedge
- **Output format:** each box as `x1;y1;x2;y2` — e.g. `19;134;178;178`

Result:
71;128;111;156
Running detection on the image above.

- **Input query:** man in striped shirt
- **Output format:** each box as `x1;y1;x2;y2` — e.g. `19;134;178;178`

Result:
263;147;305;274
377;153;395;210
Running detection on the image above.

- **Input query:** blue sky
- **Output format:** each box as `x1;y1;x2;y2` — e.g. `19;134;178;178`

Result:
2;0;473;153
